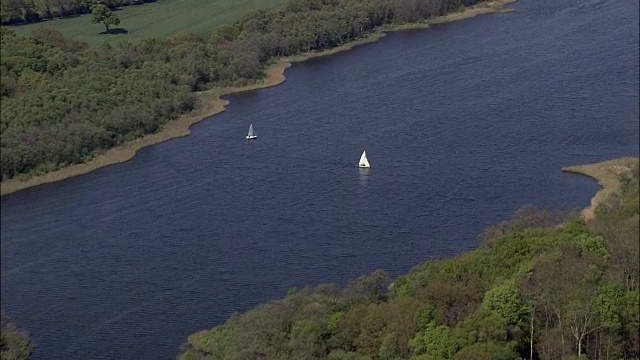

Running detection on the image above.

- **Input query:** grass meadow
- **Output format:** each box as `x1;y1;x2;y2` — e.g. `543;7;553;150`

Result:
8;0;284;45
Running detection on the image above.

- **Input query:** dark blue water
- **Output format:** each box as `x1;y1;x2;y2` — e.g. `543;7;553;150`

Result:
1;0;638;358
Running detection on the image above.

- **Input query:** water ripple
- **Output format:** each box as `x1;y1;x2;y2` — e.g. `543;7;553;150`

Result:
1;0;638;358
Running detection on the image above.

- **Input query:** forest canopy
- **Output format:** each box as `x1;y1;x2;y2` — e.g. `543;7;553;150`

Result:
1;0;486;181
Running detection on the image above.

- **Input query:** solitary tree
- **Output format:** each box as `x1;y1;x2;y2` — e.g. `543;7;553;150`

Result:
91;4;120;33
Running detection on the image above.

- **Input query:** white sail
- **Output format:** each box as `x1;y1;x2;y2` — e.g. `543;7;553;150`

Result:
358;151;370;168
246;124;257;139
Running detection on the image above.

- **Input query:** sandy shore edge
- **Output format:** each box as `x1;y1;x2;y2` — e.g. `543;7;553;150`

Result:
562;157;639;221
0;0;515;197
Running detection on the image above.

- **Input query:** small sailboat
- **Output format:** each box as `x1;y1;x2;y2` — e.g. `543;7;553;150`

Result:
246;124;257;140
358;151;370;168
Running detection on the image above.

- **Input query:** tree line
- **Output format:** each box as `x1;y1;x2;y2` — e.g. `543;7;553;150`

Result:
179;164;639;360
2;0;481;181
0;311;32;360
0;0;155;25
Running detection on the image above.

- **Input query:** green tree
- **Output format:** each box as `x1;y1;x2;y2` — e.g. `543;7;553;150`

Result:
0;311;32;360
482;280;529;328
453;342;519;360
90;4;119;33
408;322;467;358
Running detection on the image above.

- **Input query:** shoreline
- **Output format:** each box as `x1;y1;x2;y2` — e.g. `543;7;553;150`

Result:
0;0;515;197
562;156;639;221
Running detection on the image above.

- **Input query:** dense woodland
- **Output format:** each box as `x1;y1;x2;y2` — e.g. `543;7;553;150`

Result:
1;0;483;181
0;312;32;360
0;0;155;25
179;163;639;360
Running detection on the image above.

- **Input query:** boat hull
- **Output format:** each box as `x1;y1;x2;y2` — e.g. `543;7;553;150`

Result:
246;136;258;140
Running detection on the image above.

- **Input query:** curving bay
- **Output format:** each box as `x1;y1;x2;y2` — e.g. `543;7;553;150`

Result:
1;0;639;358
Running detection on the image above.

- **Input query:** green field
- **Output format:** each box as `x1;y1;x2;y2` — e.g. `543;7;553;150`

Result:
8;0;284;45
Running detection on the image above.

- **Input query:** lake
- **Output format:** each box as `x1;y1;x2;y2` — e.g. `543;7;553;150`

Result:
1;0;638;358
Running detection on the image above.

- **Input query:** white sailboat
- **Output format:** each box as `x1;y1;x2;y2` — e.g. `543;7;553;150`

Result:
246;124;257;140
358;151;370;168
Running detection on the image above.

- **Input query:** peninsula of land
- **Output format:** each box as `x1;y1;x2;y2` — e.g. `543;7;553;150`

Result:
562;156;639;220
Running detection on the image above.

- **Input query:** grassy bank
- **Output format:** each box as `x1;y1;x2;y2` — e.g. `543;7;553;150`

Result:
0;0;515;197
8;0;284;46
562;156;639;221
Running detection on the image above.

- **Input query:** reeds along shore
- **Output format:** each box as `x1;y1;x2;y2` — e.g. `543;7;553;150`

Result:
562;156;639;221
